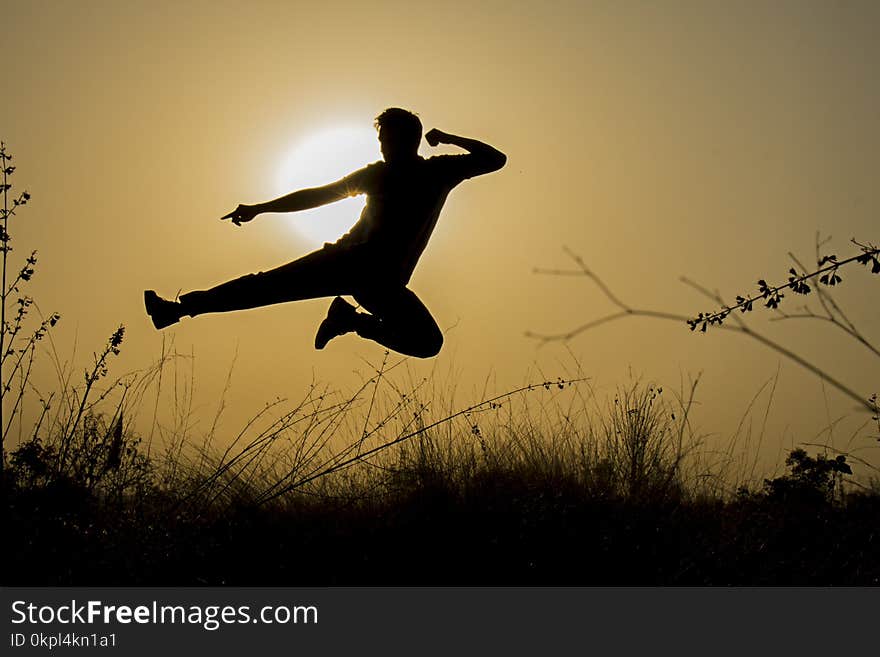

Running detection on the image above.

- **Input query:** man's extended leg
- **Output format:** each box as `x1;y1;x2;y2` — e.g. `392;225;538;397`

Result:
181;246;359;316
145;245;361;328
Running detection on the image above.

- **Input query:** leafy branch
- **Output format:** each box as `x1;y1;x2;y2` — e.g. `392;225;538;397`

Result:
687;238;879;332
1;142;61;475
1;144;128;482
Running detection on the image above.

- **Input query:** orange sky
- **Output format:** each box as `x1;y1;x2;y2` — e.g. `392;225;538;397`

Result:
3;0;879;478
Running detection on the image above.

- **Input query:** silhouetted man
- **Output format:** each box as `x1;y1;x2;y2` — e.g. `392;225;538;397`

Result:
144;108;506;358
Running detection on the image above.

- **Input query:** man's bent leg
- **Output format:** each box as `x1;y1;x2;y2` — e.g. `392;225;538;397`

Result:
351;287;443;358
180;245;359;317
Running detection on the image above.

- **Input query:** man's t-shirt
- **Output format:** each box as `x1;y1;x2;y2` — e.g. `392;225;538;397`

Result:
332;154;487;284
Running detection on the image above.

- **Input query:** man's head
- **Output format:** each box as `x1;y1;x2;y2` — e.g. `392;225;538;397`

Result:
375;108;422;162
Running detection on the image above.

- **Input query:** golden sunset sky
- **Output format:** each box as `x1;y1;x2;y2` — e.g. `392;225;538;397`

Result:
4;0;878;476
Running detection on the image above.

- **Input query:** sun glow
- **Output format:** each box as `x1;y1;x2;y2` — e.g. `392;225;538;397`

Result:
276;124;380;249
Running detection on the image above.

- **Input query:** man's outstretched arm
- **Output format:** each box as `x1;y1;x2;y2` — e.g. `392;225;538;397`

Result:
221;178;357;226
425;128;507;175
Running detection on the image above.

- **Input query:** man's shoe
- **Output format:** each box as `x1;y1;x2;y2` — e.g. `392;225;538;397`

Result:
315;296;358;349
144;290;182;330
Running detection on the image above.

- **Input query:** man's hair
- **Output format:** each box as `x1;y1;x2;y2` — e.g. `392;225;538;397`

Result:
374;108;422;149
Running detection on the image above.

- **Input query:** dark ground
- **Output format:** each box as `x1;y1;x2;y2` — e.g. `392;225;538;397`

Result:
6;470;879;586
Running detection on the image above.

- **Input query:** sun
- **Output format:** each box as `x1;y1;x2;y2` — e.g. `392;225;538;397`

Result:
276;124;380;249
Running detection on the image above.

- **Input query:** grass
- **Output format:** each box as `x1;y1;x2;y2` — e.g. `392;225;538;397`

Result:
4;353;879;586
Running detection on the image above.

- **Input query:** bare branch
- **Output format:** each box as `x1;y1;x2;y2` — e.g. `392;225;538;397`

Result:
530;249;876;414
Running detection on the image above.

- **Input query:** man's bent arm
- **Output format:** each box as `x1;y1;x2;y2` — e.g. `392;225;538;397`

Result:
426;129;507;173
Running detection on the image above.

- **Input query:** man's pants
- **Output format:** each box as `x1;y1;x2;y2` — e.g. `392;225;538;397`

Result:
178;243;443;358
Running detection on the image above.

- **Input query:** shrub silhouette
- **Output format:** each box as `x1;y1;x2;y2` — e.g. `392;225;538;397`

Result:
761;448;852;506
